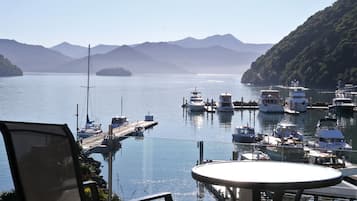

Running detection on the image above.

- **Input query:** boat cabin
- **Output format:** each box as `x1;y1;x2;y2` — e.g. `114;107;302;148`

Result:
111;116;129;128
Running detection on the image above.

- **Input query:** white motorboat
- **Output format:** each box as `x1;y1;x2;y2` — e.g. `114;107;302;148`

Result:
111;116;129;128
284;80;308;113
273;122;304;141
329;92;355;115
217;93;233;112
78;45;102;139
259;89;284;113
188;88;205;112
306;148;348;169
232;125;256;143
261;122;305;162
308;117;352;151
241;150;270;161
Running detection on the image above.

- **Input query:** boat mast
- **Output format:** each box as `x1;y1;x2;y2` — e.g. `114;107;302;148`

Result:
86;44;91;124
121;96;123;116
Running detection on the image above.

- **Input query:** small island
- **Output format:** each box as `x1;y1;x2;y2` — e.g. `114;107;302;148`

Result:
96;67;132;76
0;55;23;77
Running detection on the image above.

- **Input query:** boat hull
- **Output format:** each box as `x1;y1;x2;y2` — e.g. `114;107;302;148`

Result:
188;104;205;112
217;106;234;112
259;104;284;113
262;145;306;162
232;134;256;143
328;105;354;115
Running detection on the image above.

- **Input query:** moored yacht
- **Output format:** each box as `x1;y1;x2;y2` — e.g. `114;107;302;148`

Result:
273;122;304;141
259;89;284;113
78;45;103;139
306;148;348;169
188;88;205;112
329;92;355;115
261;122;305;162
232;125;256;143
111;116;129;128
308;117;352;151
284;80;308;113
217;93;234;112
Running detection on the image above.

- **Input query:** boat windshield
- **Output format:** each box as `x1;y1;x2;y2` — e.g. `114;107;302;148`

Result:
318;119;337;128
319;138;345;143
238;127;254;135
335;99;352;103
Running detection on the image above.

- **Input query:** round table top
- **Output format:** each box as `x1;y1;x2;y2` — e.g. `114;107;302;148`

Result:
192;161;342;190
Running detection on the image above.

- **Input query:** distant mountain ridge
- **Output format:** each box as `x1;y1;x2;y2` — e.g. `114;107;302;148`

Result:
51;42;118;58
134;42;260;73
51;34;272;59
59;45;187;74
0;34;273;74
170;34;272;53
241;0;357;88
0;39;72;72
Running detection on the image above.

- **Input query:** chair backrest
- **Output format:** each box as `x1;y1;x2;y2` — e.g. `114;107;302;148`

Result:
0;121;85;201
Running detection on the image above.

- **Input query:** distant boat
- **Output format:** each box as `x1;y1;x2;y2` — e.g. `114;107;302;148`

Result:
78;45;103;139
329;91;355;115
232;125;257;143
111;116;129;129
188;88;205;112
259;89;284;113
284;80;308;113
307;117;352;151
217;93;234;112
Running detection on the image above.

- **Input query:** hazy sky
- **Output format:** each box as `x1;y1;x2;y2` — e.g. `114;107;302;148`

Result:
1;0;336;47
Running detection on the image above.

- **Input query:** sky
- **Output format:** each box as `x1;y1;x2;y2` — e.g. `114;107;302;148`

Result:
1;0;336;47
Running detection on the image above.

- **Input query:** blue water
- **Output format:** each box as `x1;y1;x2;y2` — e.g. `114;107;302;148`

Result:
0;73;356;200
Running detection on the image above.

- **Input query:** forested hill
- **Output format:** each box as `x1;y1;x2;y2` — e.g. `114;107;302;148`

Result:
241;0;357;88
0;55;22;76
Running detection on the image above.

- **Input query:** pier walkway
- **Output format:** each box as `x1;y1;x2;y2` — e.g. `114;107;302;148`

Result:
81;120;158;153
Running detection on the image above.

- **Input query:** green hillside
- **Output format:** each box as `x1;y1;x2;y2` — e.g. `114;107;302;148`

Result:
241;0;357;88
0;55;22;76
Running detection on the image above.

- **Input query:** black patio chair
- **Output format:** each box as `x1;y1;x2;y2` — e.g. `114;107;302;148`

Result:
0;121;173;201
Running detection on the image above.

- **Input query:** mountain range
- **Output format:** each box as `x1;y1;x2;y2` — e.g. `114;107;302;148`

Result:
0;39;72;72
241;0;357;88
0;34;273;74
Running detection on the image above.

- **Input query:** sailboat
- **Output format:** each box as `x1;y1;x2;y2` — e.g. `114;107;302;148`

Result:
77;45;103;139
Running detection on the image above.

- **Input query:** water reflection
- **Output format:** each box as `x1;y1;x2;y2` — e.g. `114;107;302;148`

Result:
188;111;205;129
257;112;284;134
217;111;233;128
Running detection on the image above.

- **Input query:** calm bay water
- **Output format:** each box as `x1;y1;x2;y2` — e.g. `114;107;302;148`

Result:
0;73;356;200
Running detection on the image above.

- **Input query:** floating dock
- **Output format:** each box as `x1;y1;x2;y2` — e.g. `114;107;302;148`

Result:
183;99;357;112
81;120;158;154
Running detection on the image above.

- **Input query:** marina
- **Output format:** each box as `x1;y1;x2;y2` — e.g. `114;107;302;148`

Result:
1;74;357;201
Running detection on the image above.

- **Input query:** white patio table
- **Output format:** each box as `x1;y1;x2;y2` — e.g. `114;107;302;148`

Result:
191;161;342;201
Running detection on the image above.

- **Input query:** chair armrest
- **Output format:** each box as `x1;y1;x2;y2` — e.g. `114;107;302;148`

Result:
83;181;99;201
130;192;173;201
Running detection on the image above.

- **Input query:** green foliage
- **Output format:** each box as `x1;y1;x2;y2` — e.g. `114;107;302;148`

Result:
0;190;17;201
0;55;23;77
241;0;357;88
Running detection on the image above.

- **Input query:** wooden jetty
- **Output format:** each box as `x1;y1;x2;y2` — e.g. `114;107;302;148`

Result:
81;120;158;154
